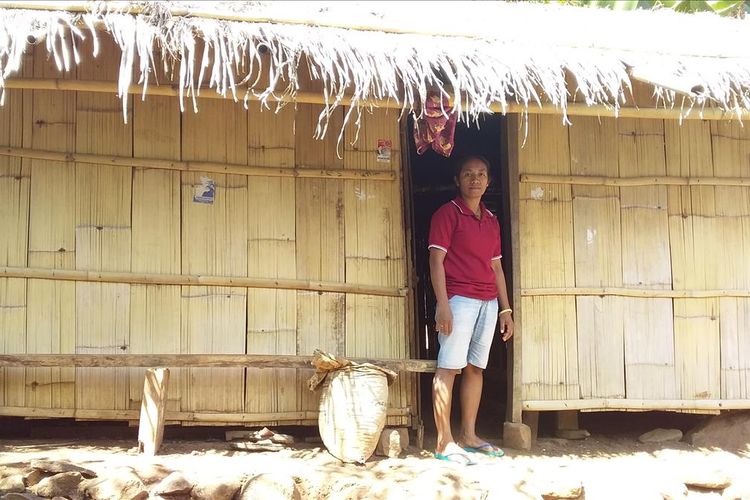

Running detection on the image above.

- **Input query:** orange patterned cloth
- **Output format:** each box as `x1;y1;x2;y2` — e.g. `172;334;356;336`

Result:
413;91;457;157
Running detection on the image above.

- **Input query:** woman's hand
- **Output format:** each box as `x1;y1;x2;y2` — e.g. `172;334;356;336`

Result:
499;312;514;341
435;303;453;335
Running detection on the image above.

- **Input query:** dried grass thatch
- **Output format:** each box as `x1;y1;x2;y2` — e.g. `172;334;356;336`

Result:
1;0;750;133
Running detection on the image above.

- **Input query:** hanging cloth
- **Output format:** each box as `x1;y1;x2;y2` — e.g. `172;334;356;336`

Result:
413;91;457;157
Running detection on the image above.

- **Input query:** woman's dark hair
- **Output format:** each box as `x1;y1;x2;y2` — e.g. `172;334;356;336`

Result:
453;154;491;179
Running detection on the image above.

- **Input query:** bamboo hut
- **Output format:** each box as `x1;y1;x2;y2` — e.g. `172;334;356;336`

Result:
0;1;749;437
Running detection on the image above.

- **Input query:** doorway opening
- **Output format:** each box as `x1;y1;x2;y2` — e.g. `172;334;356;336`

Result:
405;113;513;439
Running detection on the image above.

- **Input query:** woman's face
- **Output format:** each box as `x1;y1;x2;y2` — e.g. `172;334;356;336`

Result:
455;158;489;199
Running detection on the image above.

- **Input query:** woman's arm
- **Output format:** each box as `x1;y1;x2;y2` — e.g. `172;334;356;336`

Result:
491;259;514;341
429;248;453;335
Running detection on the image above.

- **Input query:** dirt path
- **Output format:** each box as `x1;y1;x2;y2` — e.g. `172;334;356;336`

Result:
1;435;748;499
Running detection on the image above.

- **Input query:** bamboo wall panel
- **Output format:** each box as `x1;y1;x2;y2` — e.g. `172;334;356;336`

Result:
521;296;579;400
569;116;624;399
710;121;750;399
181;99;248;413
720;299;750;398
1;42;418;425
74;39;133;410
295;104;345;413
129;95;182;412
343;108;410;425
665;121;722;401
618;118;677;399
25;44;76;409
519;115;578;400
0;81;27;407
245;104;298;423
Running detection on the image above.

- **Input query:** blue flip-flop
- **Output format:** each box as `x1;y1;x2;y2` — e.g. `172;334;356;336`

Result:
462;442;505;458
434;451;477;466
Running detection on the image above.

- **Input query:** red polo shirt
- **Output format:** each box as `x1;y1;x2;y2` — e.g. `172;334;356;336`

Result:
428;197;502;301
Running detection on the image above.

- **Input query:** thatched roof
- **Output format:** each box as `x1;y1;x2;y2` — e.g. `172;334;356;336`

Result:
1;0;749;130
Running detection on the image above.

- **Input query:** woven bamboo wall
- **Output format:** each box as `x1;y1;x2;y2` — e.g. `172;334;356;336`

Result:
0;41;412;426
519;111;750;409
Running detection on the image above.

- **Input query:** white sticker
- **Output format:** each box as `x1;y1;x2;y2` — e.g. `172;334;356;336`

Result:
531;186;545;200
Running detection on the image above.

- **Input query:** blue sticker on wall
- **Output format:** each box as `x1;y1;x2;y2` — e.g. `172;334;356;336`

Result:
193;176;215;204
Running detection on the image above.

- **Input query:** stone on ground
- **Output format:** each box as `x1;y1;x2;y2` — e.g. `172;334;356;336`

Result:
29;460;96;479
30;471;84;499
0;475;26;494
0;493;47;500
131;464;173;486
238;473;300;500
504;422;532;450
538;474;584;499
375;428;409;458
153;471;193;496
555;429;590;440
190;477;242;500
639;428;684;444
83;467;149;500
682;469;732;490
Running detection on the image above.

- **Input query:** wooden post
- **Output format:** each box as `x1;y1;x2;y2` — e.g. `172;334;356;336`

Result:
138;368;170;456
504;114;523;424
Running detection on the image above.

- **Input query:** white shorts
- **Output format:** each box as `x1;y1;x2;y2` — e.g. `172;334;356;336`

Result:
436;295;498;370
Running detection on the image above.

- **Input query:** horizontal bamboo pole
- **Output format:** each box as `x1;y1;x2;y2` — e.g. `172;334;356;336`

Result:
4;78;749;121
522;287;750;298
0;406;412;422
0;146;395;182
0;1;485;39
0;354;437;373
0;266;407;298
523;399;750;411
521;174;750;187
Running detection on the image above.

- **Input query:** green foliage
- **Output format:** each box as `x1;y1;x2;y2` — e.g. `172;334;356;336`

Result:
550;0;749;17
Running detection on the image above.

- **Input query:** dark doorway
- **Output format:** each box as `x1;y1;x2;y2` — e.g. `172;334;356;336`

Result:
405;113;512;439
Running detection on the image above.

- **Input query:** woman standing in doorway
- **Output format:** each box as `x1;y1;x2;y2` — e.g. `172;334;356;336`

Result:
428;155;514;465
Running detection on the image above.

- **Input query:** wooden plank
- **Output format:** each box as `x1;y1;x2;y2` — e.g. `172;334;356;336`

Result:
74;37;132;411
7;77;750;122
0;406;413;422
0;266;406;297
521;287;750;298
130;93;182;413
520;174;750;187
523;398;750;411
0;354;437;372
246;103;297;424
137;368;170;455
506;114;523;423
295;104;346;413
25;44;77;410
0;75;27;407
0;146;396;181
181;97;248;413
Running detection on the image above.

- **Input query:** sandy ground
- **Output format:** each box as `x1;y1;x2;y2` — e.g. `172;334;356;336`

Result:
1;433;749;499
